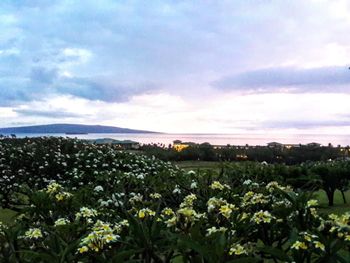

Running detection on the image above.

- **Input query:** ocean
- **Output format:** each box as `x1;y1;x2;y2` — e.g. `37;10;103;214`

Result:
5;133;350;146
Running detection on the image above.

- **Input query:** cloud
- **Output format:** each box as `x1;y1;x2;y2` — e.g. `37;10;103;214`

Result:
213;66;350;92
2;1;350;104
30;67;58;84
14;108;87;118
1;0;350;133
2;92;350;135
0;47;20;56
57;77;158;102
0;69;158;106
260;120;350;129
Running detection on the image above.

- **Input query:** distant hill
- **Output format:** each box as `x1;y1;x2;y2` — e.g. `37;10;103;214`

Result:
0;124;158;134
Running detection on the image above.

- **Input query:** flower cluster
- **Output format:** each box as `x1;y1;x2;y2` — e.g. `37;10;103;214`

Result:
78;220;119;253
137;208;156;219
326;213;350;241
0;221;7;236
219;204;237;219
46;181;73;202
242;191;269;206
266;181;292;193
54;218;70;226
180;193;197;208
76;207;98;223
149;192;162;199
206;226;227;236
229;243;248;256
210;181;230;190
251;210;275;224
24;228;43;240
291;232;325;252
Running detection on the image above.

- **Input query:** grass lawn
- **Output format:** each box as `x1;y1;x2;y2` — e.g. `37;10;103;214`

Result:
313;189;350;215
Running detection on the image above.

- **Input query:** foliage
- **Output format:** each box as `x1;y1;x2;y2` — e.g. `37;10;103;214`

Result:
310;161;350;206
0;137;350;262
140;143;348;164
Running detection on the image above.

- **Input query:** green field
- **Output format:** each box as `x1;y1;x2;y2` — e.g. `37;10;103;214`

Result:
314;189;350;215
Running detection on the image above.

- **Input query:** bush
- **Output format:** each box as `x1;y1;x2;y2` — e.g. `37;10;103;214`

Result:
0;138;349;262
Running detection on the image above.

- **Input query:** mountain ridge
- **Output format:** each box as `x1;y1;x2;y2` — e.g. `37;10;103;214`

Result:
0;124;158;134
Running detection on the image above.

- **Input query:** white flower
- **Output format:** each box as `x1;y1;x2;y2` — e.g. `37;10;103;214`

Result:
94;185;104;192
136;174;145;180
24;228;43;239
306;199;318;208
172;185;181;194
190;180;198;189
243;179;252;185
54;218;69;226
206;226;227;236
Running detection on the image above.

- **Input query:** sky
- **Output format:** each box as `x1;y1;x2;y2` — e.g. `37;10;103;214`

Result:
1;0;350;134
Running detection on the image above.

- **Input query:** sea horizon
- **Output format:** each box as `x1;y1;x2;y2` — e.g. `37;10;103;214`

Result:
2;132;350;147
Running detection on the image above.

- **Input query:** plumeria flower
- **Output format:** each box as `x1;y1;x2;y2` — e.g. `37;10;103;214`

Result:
24;228;43;240
94;185;104;192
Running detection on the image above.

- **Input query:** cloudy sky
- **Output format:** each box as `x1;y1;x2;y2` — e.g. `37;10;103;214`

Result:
1;0;350;134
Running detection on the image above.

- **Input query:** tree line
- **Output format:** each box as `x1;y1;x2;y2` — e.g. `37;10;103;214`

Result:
140;143;349;164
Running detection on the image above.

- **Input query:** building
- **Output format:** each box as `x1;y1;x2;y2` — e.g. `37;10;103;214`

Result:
284;144;301;149
307;142;322;147
267;142;303;149
267;142;283;148
173;140;195;152
117;140;140;149
93;138;140;149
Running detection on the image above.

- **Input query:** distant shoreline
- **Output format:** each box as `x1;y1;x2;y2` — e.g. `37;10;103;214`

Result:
65;132;89;135
1;132;349;147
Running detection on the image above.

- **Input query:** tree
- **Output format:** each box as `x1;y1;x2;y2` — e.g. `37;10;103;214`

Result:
311;163;347;206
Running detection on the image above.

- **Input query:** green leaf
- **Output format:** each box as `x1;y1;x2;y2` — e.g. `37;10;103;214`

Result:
176;235;211;260
110;249;144;263
330;239;345;254
59;238;81;263
334;253;350;263
18;250;57;263
257;246;290;261
227;257;261;263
